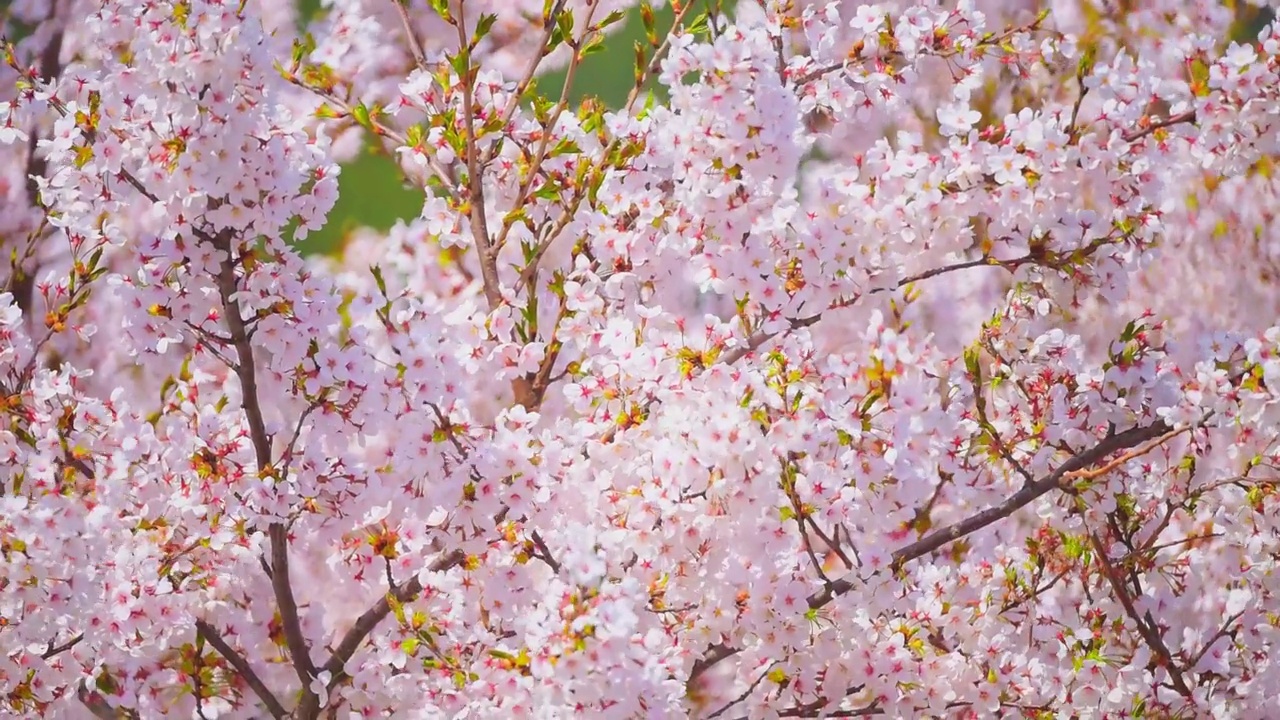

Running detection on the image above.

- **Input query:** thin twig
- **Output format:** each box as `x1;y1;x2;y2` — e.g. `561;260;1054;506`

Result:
488;0;572;158
492;0;600;258
530;530;562;574
40;632;83;660
388;0;429;69
1088;531;1193;698
1121;110;1196;143
705;662;777;718
1188;608;1248;672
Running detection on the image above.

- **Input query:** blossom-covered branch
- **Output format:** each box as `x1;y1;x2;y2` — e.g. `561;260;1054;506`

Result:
2;0;1280;718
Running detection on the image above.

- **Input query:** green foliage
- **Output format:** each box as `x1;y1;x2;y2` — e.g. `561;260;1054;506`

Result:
295;1;675;256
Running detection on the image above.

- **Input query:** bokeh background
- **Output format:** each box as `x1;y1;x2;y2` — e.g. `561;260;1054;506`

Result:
7;1;1272;257
292;0;1274;258
294;0;677;257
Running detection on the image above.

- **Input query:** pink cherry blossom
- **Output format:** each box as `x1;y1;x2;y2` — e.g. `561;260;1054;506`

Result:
2;0;1280;718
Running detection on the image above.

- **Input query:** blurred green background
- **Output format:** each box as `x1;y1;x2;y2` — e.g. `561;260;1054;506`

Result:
296;0;676;256
5;2;1271;258
297;0;1273;258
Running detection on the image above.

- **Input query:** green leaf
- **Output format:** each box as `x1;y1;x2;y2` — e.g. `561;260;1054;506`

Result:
582;33;608;57
597;10;626;30
352;102;372;129
429;0;452;23
474;13;497;41
556;9;574;40
685;12;710;37
449;50;470;80
549;138;581;156
640;2;657;45
387;592;407;624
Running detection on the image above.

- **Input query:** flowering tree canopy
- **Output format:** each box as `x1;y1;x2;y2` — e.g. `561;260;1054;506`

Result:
2;0;1280;717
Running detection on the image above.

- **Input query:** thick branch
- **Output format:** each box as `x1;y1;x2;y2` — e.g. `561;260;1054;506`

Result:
1088;531;1193;698
196;621;288;719
690;419;1182;685
10;25;64;319
207;228;317;710
809;421;1175;609
320;550;466;683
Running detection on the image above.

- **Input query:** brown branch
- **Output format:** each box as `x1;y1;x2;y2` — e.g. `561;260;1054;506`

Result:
788;489;832;586
1061;428;1186;483
777;699;1050;718
291;82;461;203
815;421;1179;607
705;662;778;718
718;255;1010;368
775;684;872;717
509;0;697;300
690;418;1186;685
77;690;118;720
1121;110;1196;143
530;530;562;574
77;682;137;720
804;514;852;571
1066;69;1090;140
492;1;598;259
452;10;501;312
11;25;63;319
205;227;318;713
1187;608;1248;672
1088;531;1193;698
488;0;571;155
192;631;212;720
196;620;288;719
622;0;696;113
40;632;83;660
320;550;466;684
23;25;63;199
688;642;737;683
388;0;430;70
999;567;1073;615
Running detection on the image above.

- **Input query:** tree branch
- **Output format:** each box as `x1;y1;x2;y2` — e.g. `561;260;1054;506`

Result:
1088;530;1193;697
1121;110;1197;143
718;254;1010;368
530;530;562;574
77;682;136;720
690;419;1189;685
205;226;318;712
705;662;778;718
452;9;501;312
40;632;83;660
196;620;288;719
810;421;1179;608
320;549;466;684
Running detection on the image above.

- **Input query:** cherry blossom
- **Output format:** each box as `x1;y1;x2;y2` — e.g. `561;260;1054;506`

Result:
2;0;1280;718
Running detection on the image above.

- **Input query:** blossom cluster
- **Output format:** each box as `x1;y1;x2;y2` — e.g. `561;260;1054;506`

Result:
2;0;1280;718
